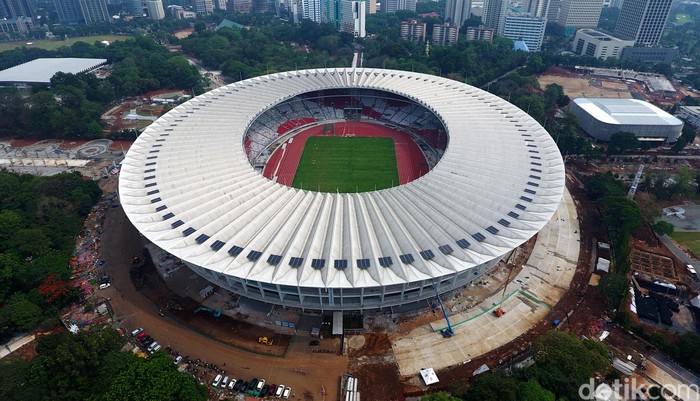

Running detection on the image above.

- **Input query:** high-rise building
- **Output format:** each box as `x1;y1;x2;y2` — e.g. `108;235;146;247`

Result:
547;0;560;21
400;19;426;42
146;0;164;19
300;0;322;21
381;0;416;13
445;0;471;29
233;0;252;13
503;14;546;51
525;0;550;17
557;0;604;30
482;0;508;35
614;0;672;46
466;25;494;42
214;0;227;11
54;0;83;23
0;16;34;32
432;23;459;45
196;0;214;14
0;0;35;19
78;0;109;23
339;0;365;37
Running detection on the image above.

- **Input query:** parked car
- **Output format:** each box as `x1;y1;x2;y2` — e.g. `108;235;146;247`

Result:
147;342;159;353
267;384;277;396
309;340;320;346
141;336;154;346
238;382;249;392
283;386;291;399
149;343;161;353
275;384;285;398
135;332;147;341
221;376;229;388
233;381;245;392
255;379;265;392
227;379;237;390
130;328;143;337
261;384;270;395
212;374;222;387
174;355;183;364
98;283;110;290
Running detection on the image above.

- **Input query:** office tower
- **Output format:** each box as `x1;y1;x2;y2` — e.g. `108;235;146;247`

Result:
614;0;672;46
482;0;508;35
233;0;252;12
0;0;35;19
557;0;604;30
503;14;546;51
382;0;416;13
547;0;560;21
339;0;365;37
400;19;426;42
147;0;164;19
525;0;550;17
214;0;227;11
78;0;109;23
300;0;322;21
572;29;634;59
445;0;471;29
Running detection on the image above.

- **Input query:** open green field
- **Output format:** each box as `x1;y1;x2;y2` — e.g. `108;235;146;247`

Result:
675;13;694;25
670;231;700;258
0;35;131;52
292;136;398;193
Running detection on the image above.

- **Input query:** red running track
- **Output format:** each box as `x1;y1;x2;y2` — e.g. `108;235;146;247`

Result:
263;121;429;187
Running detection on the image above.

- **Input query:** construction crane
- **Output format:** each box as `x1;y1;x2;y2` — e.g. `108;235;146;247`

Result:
432;281;454;337
493;263;516;317
627;164;645;199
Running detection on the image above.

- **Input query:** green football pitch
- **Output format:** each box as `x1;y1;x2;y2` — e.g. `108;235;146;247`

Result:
292;136;399;193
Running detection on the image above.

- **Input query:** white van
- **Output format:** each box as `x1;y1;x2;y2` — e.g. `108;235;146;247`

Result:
687;264;697;275
147;342;159;353
212;374;222;387
150;343;161;353
282;386;291;399
221;376;229;388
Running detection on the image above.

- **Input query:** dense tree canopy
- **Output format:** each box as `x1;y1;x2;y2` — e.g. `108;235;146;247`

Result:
0;171;101;341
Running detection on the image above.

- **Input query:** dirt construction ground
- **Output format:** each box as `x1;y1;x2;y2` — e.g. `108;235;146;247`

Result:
99;204;347;401
537;74;633;99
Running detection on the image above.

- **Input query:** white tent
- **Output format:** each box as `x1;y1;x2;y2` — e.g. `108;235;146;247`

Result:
420;368;439;385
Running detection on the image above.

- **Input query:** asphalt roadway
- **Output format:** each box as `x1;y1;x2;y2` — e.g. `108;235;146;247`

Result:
99;202;347;401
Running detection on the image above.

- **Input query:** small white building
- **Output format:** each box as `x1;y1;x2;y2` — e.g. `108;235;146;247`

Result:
572;29;634;60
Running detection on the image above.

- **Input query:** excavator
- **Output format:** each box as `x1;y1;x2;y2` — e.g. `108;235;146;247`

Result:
258;336;274;346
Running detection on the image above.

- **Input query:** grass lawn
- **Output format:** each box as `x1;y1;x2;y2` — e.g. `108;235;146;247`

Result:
292;136;398;193
670;231;700;258
0;35;131;52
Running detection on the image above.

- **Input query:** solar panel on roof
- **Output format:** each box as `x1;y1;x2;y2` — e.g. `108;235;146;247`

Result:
182;227;196;236
147;190;159;195
399;254;414;264
147;156;157;160
527;182;539;187
529;175;541;179
498;219;510;227
378;257;393;267
145;169;155;173
171;220;184;228
267;254;282;265
334;259;348;269
228;246;243;256
473;232;487;241
150;197;161;203
456;239;470;249
210;240;225;251
162;212;174;220
420;250;435;260
531;168;542;173
155;205;167;212
146;162;156;166
524;188;536;195
531;162;542;166
438;245;453;255
195;234;209;244
145;183;156;188
508;211;520;218
356;259;370;269
247;250;262;261
486;226;499;235
520;196;533;202
515;204;526;210
311;259;326;269
289;257;303;267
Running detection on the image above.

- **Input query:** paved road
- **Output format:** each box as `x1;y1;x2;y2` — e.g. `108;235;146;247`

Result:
650;352;700;388
657;235;700;279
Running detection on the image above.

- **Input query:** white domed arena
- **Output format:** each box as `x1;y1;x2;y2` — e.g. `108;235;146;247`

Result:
119;68;565;311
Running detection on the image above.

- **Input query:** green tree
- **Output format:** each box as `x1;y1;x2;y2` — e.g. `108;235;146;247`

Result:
599;273;630;308
5;293;43;330
102;352;207;401
651;220;675;236
520;379;555;401
461;372;520;401
531;331;609;400
421;391;463;401
608;132;639;154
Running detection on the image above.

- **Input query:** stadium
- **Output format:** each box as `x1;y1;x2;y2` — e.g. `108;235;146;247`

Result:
119;68;565;311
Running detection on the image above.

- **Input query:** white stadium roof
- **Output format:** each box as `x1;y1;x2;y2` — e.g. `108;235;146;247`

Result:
0;57;107;84
119;68;565;289
571;98;683;127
